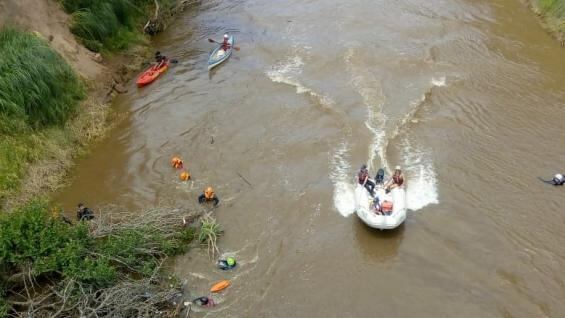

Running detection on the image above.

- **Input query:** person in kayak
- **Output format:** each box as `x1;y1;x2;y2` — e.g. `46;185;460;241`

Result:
385;166;404;191
221;34;231;51
76;203;94;221
154;51;167;69
358;164;375;195
198;186;219;206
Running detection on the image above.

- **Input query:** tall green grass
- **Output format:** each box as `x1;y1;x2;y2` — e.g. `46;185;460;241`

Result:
61;0;154;52
0;28;85;203
0;28;84;129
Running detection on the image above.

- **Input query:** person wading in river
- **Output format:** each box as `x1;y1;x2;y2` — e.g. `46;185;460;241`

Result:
76;203;94;221
198;187;219;206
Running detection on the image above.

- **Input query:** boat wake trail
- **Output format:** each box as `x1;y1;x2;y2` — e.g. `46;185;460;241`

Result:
265;54;337;113
388;78;443;211
331;48;441;215
344;48;387;172
329;141;356;216
402;139;439;211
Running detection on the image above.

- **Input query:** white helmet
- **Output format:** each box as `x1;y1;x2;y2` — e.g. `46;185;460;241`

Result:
555;174;564;180
223;34;229;39
395;165;401;171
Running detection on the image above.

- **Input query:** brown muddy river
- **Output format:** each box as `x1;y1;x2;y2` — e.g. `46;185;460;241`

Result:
54;0;565;316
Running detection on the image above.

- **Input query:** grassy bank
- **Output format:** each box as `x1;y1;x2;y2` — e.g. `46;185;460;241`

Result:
529;0;565;44
0;28;86;205
0;201;220;316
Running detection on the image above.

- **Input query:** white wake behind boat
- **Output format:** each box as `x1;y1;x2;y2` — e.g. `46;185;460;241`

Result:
355;183;407;230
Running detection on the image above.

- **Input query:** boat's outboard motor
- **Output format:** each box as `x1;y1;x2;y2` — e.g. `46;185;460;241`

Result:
375;168;385;185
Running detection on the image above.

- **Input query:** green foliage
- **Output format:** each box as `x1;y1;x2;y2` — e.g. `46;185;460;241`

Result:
61;0;153;52
0;201;195;287
0;132;41;199
0;28;85;128
0;28;86;202
0;284;7;318
0;201;95;278
539;0;565;32
198;217;222;243
540;0;565;16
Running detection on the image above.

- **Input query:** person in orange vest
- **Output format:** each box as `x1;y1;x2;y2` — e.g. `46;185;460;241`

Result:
198;186;219;206
171;157;183;169
385;166;404;191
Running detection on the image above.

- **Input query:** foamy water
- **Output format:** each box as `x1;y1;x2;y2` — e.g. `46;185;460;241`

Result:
329;142;356;216
331;47;442;215
401;140;439;210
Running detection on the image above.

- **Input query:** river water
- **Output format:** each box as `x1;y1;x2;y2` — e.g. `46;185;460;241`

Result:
54;0;565;316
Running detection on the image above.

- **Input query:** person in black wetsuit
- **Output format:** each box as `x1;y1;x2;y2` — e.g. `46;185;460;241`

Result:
76;203;94;221
546;174;565;185
198;187;219;206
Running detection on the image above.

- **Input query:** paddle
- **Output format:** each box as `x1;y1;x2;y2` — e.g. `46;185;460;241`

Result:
207;38;240;51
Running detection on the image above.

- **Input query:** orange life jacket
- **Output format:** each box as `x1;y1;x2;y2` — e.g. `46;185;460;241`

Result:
381;201;393;212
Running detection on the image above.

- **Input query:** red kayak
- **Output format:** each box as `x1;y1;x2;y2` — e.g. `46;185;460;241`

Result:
136;60;169;87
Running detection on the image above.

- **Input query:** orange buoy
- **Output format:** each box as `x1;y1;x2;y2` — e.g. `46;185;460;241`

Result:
180;170;191;181
210;280;230;293
171;156;184;169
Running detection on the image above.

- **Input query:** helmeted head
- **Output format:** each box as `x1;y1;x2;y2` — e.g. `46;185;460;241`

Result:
205;187;215;199
226;257;236;266
180;171;190;181
376;168;385;183
555;174;564;180
360;164;367;170
223;34;229;39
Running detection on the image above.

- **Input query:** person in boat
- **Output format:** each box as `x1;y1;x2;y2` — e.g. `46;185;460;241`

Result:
358;164;375;195
198;186;219;206
385;166;404;191
154;51;167;69
220;34;231;52
372;196;382;214
375;168;385;186
76;203;94;221
193;296;215;307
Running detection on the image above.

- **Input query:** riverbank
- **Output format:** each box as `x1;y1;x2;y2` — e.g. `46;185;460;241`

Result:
525;0;565;45
0;0;192;210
